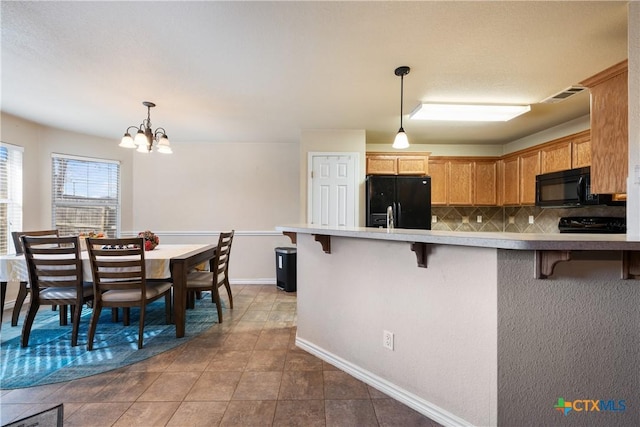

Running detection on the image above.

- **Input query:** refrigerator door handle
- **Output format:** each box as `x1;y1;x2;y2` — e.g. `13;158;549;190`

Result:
396;202;402;227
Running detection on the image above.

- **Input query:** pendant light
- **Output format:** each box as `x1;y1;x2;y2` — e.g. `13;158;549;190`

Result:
392;66;410;149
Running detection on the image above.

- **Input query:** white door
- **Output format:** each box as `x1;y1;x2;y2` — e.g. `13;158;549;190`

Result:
309;153;358;227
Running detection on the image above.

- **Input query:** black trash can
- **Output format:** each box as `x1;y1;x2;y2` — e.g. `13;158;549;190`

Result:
275;247;297;292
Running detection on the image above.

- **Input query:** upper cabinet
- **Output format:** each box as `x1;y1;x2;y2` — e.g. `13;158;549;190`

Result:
571;132;591;168
366;152;430;175
366;130;592;207
540;140;572;174
428;157;499;206
581;60;628;194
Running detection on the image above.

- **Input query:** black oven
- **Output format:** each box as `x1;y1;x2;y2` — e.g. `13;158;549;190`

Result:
535;167;621;207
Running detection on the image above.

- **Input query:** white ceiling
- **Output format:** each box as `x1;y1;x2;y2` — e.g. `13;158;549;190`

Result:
0;1;629;147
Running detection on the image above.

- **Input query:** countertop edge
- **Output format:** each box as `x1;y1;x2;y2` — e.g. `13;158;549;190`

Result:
275;225;640;251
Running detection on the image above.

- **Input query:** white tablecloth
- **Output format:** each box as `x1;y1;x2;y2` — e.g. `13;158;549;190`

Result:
0;244;208;283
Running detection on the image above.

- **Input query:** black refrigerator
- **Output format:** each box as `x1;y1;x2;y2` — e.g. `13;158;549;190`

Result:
366;175;431;230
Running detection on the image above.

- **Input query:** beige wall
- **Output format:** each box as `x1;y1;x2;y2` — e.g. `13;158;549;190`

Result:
1;113;134;233
295;234;498;426
130;141;300;282
1;112;300;288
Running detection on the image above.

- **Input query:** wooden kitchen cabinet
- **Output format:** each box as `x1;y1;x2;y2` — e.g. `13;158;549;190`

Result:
501;156;519;205
571;132;591;168
540;140;572;174
474;160;498;206
519;150;541;205
428;159;448;206
366;152;429;175
581;60;628;194
428;157;498;206
448;160;474;205
366;154;398;175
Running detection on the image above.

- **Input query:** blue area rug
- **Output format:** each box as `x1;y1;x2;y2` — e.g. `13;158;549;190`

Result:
1;295;219;389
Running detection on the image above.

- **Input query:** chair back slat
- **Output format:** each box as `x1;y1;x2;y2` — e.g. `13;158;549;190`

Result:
87;237;147;293
213;231;234;286
12;230;59;255
21;236;83;296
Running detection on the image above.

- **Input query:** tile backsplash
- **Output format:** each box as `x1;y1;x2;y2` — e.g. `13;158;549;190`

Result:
431;205;626;233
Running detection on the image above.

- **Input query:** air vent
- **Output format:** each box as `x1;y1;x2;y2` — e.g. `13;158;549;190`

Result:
540;86;586;104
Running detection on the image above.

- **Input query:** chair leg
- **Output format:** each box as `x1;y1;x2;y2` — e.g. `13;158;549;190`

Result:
138;304;145;349
123;308;130;326
21;300;40;347
111;308;119;322
212;285;223;323
11;282;29;326
70;303;82;347
87;303;103;351
59;305;68;326
164;293;172;324
224;277;233;309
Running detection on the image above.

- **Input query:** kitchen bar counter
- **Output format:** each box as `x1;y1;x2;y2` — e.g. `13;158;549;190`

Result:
278;224;640;427
276;224;640;250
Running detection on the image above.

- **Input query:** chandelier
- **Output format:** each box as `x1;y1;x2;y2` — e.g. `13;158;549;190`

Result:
119;101;172;154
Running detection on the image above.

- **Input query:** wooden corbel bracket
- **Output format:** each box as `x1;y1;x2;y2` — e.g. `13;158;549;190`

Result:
535;250;571;279
313;234;331;254
283;231;297;244
411;242;430;268
622;251;640;279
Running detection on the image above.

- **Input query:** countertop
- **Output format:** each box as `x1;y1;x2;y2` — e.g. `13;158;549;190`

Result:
276;224;640;251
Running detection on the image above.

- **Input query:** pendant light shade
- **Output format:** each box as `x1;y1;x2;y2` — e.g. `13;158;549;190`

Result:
393;128;409;149
392;66;410;149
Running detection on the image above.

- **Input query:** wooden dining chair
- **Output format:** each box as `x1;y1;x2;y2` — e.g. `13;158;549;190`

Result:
85;237;172;350
10;229;60;326
186;230;234;323
20;235;93;347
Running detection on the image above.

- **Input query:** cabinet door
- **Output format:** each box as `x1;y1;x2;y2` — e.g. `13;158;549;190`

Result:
474;160;497;206
428;160;448;206
502;156;519;205
397;156;428;175
448;160;474;205
571;133;591;168
519;151;541;205
582;61;628;193
366;155;397;175
541;141;572;174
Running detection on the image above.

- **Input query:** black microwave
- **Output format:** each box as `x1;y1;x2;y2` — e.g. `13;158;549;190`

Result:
535;167;622;207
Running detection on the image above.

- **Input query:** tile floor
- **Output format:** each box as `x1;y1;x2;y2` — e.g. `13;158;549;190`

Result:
1;284;441;426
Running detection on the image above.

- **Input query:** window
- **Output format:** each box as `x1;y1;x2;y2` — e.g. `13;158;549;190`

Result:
1;142;23;255
52;154;120;237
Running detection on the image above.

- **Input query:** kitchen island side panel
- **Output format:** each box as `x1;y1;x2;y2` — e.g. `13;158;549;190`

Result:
497;249;640;427
295;233;498;426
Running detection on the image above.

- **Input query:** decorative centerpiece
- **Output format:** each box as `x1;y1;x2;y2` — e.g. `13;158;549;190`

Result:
79;231;104;250
138;230;159;251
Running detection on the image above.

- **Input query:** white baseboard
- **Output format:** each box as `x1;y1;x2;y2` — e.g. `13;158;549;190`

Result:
295;337;474;427
230;279;276;285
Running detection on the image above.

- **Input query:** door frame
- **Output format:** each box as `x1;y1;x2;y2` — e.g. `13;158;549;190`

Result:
307;152;360;226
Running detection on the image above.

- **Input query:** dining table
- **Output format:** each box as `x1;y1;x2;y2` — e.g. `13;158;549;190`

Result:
0;243;217;338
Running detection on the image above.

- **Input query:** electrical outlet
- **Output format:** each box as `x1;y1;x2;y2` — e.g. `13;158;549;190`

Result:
383;330;394;350
432;215;437;223
528;215;534;224
477;215;482;223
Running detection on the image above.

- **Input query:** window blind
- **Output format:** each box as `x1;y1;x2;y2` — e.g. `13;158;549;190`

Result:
1;142;24;255
51;154;120;238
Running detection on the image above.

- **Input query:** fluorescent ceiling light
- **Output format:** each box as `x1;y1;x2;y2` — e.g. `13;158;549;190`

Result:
410;103;531;122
